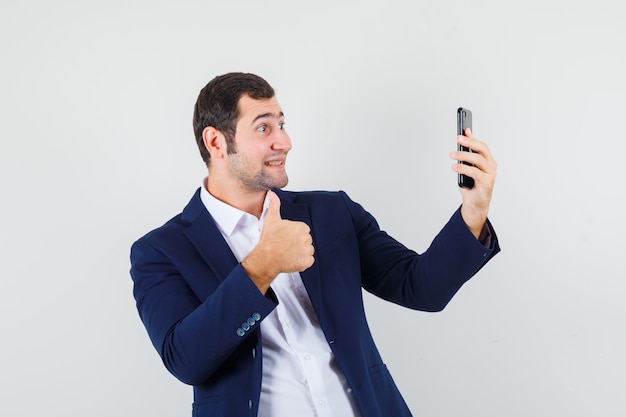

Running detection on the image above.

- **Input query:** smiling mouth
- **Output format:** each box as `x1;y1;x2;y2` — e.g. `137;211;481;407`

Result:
264;161;284;167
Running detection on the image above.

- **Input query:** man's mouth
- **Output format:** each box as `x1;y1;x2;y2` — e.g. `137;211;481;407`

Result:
264;160;284;167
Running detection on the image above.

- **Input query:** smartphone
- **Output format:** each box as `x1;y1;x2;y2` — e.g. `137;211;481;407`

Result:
457;107;474;189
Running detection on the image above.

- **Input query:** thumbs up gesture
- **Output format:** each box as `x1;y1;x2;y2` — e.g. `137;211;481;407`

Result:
242;191;315;293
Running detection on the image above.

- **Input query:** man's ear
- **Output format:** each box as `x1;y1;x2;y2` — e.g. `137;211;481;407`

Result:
202;126;226;159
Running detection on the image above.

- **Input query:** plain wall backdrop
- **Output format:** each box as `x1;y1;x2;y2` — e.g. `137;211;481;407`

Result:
1;1;624;416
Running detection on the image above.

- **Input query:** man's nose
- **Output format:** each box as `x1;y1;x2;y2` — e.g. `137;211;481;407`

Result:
271;130;292;151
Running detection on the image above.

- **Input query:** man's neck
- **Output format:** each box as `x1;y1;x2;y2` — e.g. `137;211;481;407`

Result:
204;177;267;219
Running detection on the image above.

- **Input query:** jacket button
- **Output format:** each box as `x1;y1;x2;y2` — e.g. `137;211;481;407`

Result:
247;317;256;326
252;312;261;321
236;328;245;337
248;399;253;410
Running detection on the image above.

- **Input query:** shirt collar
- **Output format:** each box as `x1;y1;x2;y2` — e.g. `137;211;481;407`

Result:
199;178;270;237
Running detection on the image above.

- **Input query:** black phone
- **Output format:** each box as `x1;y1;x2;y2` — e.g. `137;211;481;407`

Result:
457;107;474;189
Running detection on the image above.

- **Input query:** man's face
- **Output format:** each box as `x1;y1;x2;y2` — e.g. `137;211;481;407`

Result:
225;95;292;191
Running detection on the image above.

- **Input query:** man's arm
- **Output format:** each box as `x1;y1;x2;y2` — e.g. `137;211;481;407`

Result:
130;238;276;385
339;192;499;313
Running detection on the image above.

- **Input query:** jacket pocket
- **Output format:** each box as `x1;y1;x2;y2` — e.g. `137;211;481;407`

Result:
192;395;222;417
367;364;412;416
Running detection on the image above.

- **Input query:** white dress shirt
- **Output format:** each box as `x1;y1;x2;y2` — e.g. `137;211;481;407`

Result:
200;184;360;417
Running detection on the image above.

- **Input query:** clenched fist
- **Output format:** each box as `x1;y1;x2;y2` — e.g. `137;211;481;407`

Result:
242;191;315;294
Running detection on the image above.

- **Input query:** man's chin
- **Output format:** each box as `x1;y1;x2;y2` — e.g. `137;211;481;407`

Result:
267;175;288;190
253;177;288;192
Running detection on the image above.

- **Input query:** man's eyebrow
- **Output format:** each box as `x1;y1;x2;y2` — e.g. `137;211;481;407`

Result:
252;111;285;124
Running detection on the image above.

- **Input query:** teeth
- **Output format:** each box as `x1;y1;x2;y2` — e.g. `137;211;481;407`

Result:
265;161;283;166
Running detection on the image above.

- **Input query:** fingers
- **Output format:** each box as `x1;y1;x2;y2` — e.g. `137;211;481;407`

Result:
279;222;314;272
294;232;315;272
265;190;282;222
452;133;497;173
452;160;487;188
450;130;497;202
459;128;492;159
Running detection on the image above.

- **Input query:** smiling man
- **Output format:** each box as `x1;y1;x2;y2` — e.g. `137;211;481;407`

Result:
130;72;500;417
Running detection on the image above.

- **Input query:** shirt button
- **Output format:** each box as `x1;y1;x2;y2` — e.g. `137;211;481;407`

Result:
303;354;311;360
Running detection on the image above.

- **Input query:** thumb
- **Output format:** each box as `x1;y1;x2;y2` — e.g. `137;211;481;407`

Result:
265;191;282;222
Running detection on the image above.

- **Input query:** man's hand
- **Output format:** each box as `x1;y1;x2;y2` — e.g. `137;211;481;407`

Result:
242;191;315;294
451;128;497;239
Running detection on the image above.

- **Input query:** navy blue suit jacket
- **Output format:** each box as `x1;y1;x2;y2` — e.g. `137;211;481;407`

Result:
130;188;499;417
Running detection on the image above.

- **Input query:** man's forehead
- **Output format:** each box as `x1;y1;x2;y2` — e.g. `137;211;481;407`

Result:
237;95;283;120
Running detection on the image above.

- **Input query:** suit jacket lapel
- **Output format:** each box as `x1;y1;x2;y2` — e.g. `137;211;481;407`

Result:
181;189;238;282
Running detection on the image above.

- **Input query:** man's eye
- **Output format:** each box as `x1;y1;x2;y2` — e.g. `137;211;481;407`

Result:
256;125;267;133
279;123;285;130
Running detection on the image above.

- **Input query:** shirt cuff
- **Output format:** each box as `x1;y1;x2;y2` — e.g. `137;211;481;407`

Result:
477;222;493;248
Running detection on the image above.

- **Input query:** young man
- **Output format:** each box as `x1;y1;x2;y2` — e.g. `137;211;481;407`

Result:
130;72;500;417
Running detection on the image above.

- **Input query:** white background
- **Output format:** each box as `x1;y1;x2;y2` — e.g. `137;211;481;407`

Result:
1;1;625;416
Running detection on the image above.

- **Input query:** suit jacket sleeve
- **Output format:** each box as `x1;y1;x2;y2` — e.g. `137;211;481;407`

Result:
130;226;277;386
339;191;499;311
